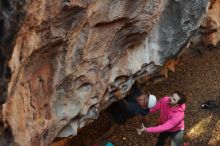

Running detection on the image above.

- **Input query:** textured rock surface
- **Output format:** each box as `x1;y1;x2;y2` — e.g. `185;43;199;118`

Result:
1;0;209;146
0;0;26;104
201;0;220;47
189;0;220;50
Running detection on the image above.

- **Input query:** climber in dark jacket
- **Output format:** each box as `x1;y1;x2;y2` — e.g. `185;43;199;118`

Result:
108;84;156;124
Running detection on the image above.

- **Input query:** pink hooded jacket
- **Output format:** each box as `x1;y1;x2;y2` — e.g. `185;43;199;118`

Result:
146;96;185;133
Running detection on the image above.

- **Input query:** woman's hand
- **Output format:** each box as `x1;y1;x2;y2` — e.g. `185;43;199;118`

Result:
137;123;146;135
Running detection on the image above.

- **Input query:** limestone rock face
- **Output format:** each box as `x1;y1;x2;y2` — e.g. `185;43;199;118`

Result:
1;0;209;146
190;0;220;48
0;0;26;104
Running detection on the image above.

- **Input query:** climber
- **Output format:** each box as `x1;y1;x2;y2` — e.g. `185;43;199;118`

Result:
137;91;186;146
108;83;157;124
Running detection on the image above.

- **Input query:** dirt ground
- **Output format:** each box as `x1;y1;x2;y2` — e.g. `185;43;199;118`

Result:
52;48;220;146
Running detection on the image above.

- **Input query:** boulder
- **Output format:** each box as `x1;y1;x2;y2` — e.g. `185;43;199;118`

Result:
0;0;210;146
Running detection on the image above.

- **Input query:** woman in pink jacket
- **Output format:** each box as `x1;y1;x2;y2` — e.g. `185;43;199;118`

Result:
137;91;186;146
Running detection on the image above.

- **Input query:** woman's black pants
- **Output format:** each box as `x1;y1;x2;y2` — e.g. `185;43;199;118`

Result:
155;130;184;146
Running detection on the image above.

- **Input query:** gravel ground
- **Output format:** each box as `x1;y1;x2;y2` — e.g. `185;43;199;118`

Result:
52;48;220;146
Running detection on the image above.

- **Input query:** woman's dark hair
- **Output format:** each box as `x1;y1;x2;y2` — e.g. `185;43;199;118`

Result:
173;91;186;105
